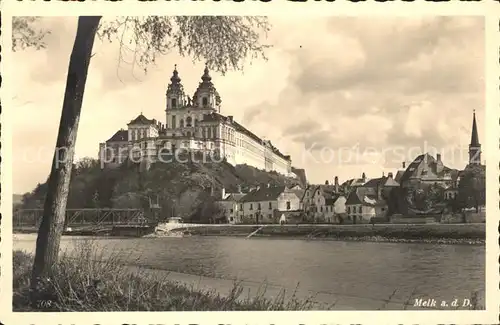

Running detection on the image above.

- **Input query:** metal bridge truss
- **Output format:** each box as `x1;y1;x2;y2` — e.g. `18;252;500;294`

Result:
14;208;149;228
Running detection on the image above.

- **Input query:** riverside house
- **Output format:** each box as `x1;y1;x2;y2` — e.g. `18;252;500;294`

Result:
239;185;302;224
308;185;346;223
344;173;399;223
345;186;387;224
217;187;246;224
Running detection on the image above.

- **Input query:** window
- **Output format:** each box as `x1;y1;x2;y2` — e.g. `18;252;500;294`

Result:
358;206;362;213
180;119;184;128
286;201;291;210
172;116;176;129
268;202;272;209
258;203;261;210
240;204;243;210
202;97;208;106
230;209;233;213
347;207;350;214
268;214;272;218
250;204;253;210
320;206;323;212
186;116;192;127
171;98;177;108
230;217;234;222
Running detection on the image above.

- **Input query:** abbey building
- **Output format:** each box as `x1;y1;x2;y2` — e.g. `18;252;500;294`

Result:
99;66;293;176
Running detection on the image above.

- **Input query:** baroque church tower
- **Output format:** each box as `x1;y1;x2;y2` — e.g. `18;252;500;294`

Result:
193;65;222;112
165;65;186;129
468;110;481;165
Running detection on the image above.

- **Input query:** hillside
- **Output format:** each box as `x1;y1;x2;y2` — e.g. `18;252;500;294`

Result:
19;157;302;223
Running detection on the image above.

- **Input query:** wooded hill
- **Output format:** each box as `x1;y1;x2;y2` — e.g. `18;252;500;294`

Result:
19;157;304;223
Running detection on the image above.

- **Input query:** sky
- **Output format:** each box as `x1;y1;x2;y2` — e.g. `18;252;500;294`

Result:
12;16;485;194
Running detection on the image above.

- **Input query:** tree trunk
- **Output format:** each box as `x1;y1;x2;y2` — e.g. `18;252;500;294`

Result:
30;16;101;292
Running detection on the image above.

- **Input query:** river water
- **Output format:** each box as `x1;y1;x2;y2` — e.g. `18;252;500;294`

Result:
13;234;485;310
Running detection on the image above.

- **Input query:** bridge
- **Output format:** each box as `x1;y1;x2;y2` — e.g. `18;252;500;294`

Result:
13;208;158;229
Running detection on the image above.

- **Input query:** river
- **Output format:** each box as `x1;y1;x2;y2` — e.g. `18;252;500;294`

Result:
13;234;484;310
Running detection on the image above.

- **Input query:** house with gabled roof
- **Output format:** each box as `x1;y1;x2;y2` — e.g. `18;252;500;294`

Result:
216;187;246;224
345;186;387;224
398;153;457;189
307;184;346;223
363;172;400;200
341;172;370;195
238;185;301;224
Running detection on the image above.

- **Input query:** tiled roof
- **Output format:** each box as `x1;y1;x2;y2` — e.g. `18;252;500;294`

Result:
399;153;455;184
384;177;400;187
363;178;382;188
223;193;245;202
240;185;286;202
345;189;363;205
106;129;128;142
341;178;367;188
394;170;405;183
291;189;305;200
127;114;155;125
364;176;400;188
291;167;307;186
345;187;384;206
325;194;345;206
200;112;291;161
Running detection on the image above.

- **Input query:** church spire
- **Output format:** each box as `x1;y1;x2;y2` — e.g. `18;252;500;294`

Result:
201;64;212;83
166;64;185;111
170;64;181;84
470;109;479;146
468;109;481;165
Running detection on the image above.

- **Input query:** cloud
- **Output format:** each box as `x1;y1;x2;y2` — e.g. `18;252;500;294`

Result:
12;16;485;193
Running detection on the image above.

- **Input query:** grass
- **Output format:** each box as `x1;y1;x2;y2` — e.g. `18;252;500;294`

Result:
13;241;317;311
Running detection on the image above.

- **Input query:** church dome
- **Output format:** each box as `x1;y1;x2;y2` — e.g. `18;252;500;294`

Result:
192;65;221;109
166;65;185;96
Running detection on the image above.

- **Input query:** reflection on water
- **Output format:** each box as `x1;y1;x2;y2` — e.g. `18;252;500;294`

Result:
14;235;484;309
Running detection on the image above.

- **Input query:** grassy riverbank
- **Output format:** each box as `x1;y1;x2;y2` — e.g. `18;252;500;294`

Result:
13;245;315;311
171;224;486;245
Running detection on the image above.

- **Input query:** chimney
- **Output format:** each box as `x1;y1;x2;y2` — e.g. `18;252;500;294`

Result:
334;176;339;186
362;172;366;181
228;115;233;122
221;187;226;200
237;184;242;193
437;153;442;162
267;183;271;188
402;162;406;169
153;119;157;124
325;180;329;185
382;171;385;177
388;172;393;179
